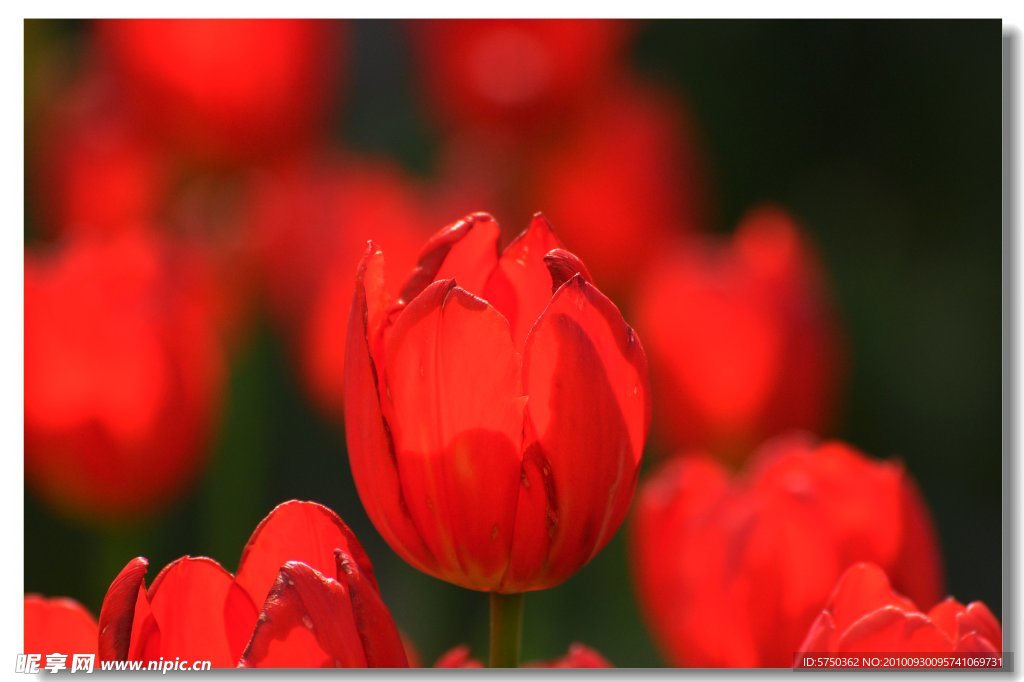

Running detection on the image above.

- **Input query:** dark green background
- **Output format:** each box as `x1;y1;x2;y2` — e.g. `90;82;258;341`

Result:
25;20;1002;666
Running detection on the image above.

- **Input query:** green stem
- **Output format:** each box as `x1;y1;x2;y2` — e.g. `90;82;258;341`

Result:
488;592;524;668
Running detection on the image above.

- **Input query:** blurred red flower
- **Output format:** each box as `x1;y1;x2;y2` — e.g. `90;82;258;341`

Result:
24;231;224;521
525;78;707;296
435;643;612;668
95;19;344;161
244;154;432;419
345;213;650;592
410;19;634;132
24;596;98;658
633;206;843;462
631;434;943;667
30;73;167;237
796;563;1001;663
97;500;407;668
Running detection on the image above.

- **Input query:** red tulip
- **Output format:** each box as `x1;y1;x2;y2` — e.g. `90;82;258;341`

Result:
435;643;612;668
410;19;634;132
345;212;650;592
525;78;707;296
98;500;407;668
24;596;98;657
631;434;943;667
244;154;432;419
796;563;1001;664
30;73;167;237
633;206;843;462
24;231;224;521
95;19;344;161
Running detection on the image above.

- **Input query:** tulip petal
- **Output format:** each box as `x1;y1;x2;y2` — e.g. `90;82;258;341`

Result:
344;245;438;576
98;557;154;662
382;278;523;589
794;610;837;661
25;596;98;656
891;471;945;609
234;500;377;611
837;607;953;654
958;602;1002;652
826;563;918;636
956;632;1000;654
334;549;407;667
482;213;562;348
146;556;257;667
398;212;499;306
512;274;648;589
240;561;366;668
927;597;966;643
543;247;593;292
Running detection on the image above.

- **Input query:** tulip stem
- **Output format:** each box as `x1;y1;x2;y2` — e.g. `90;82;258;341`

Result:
489;592;524;668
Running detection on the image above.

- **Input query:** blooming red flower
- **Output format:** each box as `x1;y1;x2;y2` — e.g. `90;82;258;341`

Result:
434;643;612;668
633;206;843;462
796;563;1001;664
24;232;224;521
410;19;634;132
24;596;98;658
244;154;432;419
525;78;707;296
95;19;344;161
97;500;407;668
345;213;650;593
630;435;943;667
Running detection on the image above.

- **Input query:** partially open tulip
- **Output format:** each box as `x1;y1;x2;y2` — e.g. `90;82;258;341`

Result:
24;231;224;521
345;213;650;593
435;643;612;668
98;500;407;668
634;206;843;462
95;19;344;161
796;563;1001;664
631;434;943;667
24;596;98;657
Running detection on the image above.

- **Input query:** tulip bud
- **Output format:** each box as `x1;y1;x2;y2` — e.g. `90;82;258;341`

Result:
344;213;650;592
634;206;843;462
24;231;224;521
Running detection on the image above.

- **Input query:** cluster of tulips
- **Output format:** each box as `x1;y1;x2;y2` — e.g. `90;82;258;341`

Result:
24;20;1001;668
